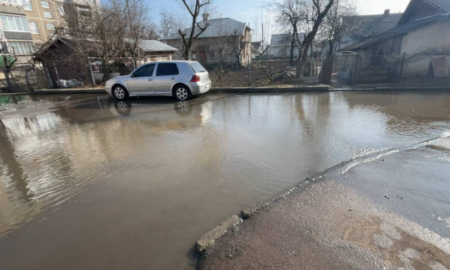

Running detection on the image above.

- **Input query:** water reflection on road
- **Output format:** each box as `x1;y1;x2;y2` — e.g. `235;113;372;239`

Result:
0;92;449;270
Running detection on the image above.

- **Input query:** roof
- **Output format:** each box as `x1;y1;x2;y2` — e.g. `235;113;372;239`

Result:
270;33;305;46
163;18;248;40
423;0;450;12
342;13;450;51
342;13;402;40
131;40;178;52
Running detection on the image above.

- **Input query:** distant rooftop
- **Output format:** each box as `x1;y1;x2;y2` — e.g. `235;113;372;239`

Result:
342;11;403;40
342;13;450;51
132;40;178;52
423;0;450;12
163;18;248;40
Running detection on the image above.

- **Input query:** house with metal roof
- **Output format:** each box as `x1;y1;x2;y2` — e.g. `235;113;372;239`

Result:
339;10;402;51
131;40;178;63
162;17;252;67
342;0;450;78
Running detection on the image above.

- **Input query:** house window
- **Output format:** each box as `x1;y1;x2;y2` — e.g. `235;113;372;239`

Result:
24;0;33;10
210;50;215;60
7;42;35;55
41;1;49;8
29;21;39;34
58;5;65;16
43;11;52;18
46;23;55;30
0;16;30;32
1;0;18;4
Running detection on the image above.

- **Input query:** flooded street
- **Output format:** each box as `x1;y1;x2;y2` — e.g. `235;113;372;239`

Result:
0;92;449;269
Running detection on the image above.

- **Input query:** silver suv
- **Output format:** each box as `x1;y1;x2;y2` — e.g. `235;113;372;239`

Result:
105;61;212;101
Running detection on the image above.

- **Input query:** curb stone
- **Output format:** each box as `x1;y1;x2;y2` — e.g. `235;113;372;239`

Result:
196;215;243;253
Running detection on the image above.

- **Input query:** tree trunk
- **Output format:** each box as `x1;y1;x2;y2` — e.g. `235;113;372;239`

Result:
4;69;13;92
25;69;35;93
289;33;296;66
296;43;309;78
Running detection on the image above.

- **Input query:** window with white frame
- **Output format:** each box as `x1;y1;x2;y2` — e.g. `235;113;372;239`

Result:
1;0;18;4
58;5;65;16
7;42;35;55
46;23;55;30
43;11;52;18
0;16;31;32
29;21;39;34
24;0;33;10
41;0;49;8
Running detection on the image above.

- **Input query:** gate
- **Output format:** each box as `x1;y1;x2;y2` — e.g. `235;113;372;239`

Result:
332;53;358;85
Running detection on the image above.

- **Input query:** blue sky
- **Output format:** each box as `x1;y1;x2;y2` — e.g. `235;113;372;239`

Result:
143;0;411;39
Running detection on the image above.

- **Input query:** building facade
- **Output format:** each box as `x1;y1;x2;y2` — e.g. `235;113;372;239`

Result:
163;17;252;67
0;0;34;64
23;0;67;45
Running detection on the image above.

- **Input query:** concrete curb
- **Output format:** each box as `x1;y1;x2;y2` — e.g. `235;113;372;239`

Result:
196;215;243;253
32;90;107;95
332;87;450;91
210;86;330;94
195;179;313;256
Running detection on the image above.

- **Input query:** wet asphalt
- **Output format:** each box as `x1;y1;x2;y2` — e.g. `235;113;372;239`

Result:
0;92;449;269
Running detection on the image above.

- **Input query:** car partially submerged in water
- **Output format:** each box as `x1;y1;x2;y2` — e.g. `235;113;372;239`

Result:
105;61;212;101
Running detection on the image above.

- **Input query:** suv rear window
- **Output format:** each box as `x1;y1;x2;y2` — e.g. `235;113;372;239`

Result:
156;63;179;76
189;62;206;73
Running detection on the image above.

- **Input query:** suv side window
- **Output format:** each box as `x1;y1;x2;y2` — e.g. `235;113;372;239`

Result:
156;63;179;76
132;64;155;77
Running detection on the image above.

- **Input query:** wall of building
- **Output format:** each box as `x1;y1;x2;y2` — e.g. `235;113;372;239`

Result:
165;28;252;67
24;0;67;45
401;19;450;76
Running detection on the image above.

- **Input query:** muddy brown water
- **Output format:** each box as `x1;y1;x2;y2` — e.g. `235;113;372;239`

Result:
0;92;449;269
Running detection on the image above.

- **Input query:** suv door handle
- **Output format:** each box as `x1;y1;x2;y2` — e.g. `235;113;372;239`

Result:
148;78;153;81
171;77;175;80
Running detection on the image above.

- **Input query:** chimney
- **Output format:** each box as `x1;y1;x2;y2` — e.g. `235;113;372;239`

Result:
203;13;209;21
384;9;390;15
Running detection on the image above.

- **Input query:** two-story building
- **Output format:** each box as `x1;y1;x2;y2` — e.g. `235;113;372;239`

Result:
163;17;252;67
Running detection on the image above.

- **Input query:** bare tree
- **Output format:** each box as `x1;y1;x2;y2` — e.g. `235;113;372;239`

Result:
207;29;234;84
177;0;212;60
159;10;178;39
319;0;355;83
229;30;248;70
123;0;154;69
296;0;336;77
270;0;305;66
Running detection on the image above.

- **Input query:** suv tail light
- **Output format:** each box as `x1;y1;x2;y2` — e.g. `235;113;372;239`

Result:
190;75;201;82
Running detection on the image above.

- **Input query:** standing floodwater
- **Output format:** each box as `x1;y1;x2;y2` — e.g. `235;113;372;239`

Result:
0;92;449;269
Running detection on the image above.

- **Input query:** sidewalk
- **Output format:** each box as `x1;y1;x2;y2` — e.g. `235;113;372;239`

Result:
199;140;450;269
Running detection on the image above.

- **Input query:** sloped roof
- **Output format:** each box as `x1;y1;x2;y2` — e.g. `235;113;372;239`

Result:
423;0;450;12
342;13;450;51
163;18;248;40
342;13;402;40
133;40;177;52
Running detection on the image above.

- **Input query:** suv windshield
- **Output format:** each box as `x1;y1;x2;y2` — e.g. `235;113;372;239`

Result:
190;62;206;73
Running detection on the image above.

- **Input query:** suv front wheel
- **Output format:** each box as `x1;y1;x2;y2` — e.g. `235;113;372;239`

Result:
174;86;191;101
